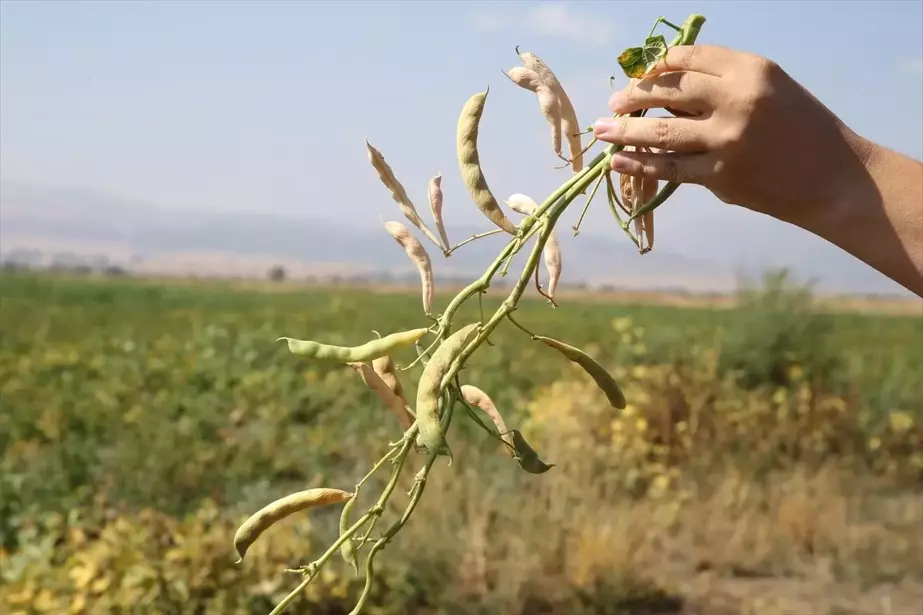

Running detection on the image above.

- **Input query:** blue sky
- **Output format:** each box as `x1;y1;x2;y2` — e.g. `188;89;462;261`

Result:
2;1;922;292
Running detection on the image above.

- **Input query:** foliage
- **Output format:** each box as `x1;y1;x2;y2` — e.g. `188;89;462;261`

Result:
1;270;922;613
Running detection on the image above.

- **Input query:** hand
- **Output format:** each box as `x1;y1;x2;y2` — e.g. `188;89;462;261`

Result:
592;44;874;222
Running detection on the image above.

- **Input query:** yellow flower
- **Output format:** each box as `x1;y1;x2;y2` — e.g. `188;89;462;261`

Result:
788;364;804;381
868;437;881;451
635;417;648;432
889;411;914;433
612;317;633;333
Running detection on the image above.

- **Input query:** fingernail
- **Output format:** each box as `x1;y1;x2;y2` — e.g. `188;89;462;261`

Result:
610;153;630;171
593;118;615;136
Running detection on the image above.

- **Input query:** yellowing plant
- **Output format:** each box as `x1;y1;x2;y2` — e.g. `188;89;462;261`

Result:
236;14;710;615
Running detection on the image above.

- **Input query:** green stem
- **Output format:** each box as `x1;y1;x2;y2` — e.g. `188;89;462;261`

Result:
347;403;453;615
446;228;506;256
572;171;607;236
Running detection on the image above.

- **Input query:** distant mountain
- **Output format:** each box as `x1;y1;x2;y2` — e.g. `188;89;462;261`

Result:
0;179;912;297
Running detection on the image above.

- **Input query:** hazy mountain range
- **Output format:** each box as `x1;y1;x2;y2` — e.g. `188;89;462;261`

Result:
0;179;913;297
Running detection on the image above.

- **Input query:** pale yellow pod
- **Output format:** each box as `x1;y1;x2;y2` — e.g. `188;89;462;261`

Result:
504;193;538;216
503;192;561;297
544;228;562;298
366;140;443;249
428;172;451;251
505;67;563;155
460;384;514;452
456;90;518;235
347;361;415;430
383;220;434;315
619;146;658;253
233;488;353;563
372;354;406;401
517;50;583;173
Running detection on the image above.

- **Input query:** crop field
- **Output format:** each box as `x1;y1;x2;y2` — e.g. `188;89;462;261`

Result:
1;269;922;615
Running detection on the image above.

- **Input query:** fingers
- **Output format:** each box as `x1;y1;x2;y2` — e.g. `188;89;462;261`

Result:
609;148;720;186
648;44;739;78
609;71;719;115
593;115;717;153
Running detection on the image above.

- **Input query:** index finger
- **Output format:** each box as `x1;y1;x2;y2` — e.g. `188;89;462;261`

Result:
646;44;739;78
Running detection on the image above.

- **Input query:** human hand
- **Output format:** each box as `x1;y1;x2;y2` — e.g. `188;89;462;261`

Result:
592;45;874;223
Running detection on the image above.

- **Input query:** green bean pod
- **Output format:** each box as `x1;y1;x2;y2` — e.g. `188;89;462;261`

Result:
456;89;518;235
278;327;429;363
338;493;360;575
509;429;555;474
233;488;353;563
414;323;481;454
533;335;627;409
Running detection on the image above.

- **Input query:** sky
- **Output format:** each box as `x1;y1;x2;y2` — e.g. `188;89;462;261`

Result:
2;0;922;292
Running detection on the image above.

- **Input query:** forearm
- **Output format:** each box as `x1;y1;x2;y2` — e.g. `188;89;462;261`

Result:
787;134;923;297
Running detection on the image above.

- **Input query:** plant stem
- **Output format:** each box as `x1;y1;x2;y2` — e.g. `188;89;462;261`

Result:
446;229;506;255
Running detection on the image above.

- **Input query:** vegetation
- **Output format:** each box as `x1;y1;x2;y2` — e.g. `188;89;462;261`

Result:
1;269;921;614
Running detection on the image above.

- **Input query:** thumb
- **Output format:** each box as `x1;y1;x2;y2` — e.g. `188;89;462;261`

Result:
609;149;719;186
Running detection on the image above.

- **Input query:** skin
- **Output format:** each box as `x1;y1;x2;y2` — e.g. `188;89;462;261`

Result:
593;45;923;298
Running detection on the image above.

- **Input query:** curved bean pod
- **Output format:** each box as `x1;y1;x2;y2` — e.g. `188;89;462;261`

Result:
383;220;435;315
533;335;626;409
428;172;451;251
233;488;353;563
366;140;443;249
338;493;360;575
516;49;583;173
504;67;563;156
619;146;657;253
414;323;481;454
371;355;406;401
503;193;563;299
456;90;518;235
460;384;514;451
347;361;415;430
278;327;429;363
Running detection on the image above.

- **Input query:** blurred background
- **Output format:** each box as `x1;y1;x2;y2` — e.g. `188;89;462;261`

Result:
2;2;922;614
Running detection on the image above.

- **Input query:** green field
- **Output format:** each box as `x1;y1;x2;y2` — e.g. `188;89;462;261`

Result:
2;270;922;614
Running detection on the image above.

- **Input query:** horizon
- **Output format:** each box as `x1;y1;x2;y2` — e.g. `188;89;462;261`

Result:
2;1;922;296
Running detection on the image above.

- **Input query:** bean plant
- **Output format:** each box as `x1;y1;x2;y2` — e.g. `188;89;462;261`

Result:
236;13;708;615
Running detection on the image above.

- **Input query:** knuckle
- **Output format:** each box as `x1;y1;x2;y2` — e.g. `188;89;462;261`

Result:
653;118;673;149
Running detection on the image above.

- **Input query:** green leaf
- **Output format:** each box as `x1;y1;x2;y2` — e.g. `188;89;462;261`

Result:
509;429;554;474
617;35;668;79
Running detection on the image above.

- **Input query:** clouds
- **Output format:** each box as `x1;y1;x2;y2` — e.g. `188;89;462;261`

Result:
472;2;616;48
896;58;923;76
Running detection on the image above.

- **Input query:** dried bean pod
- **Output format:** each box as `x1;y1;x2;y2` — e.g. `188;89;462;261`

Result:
516;49;583;172
372;355;406;401
366;140;443;248
415;323;481;455
383;220;435;315
233;488;353;563
509;429;555;474
278;327;428;363
428;172;451;251
619;146;657;253
503;193;562;298
347;361;415;430
533;335;626;409
460;384;514;451
457;90;518;235
504;67;563;156
544;229;562;298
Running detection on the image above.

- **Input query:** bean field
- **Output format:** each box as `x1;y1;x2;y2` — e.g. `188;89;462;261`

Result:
2;270;922;614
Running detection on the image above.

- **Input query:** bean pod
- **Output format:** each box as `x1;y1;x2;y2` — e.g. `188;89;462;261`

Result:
383;220;435;315
414;323;481;454
278;327;429;363
533;335;626;409
347;361;415;430
233;488;353;563
456;90;518;235
504;66;563;157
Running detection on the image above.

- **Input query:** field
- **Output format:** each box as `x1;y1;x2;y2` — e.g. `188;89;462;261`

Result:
1;269;922;615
